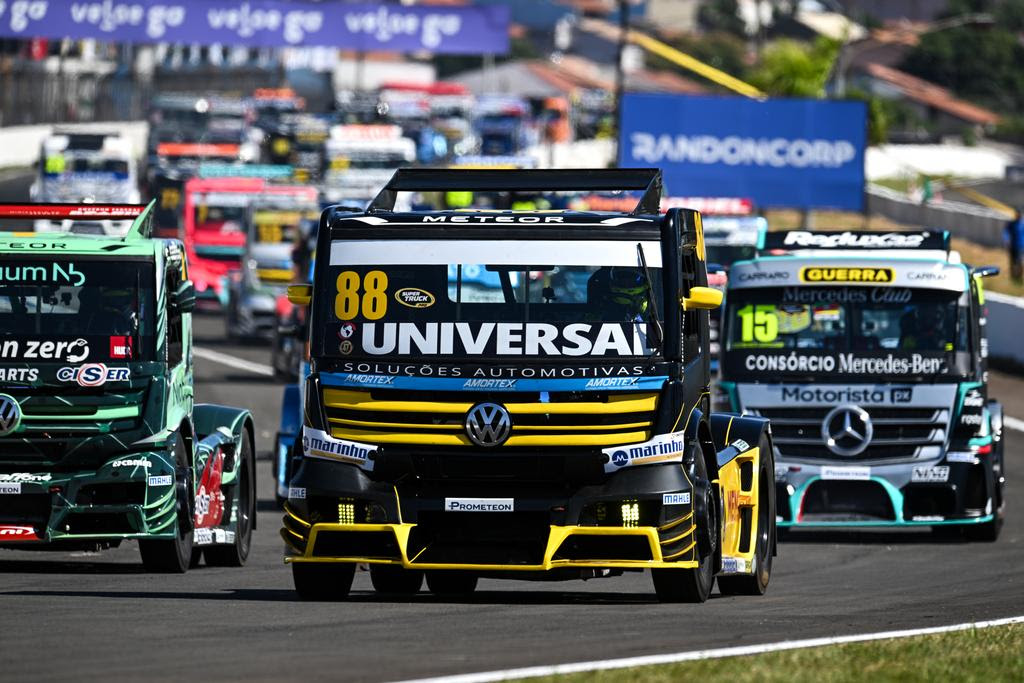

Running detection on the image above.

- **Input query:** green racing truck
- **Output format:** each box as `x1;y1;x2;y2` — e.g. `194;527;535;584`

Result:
281;168;776;602
0;202;256;571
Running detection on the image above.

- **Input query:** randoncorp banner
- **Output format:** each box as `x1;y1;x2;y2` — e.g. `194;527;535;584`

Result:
0;1;509;54
620;94;867;210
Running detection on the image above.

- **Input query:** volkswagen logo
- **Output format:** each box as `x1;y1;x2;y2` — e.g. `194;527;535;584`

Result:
821;403;873;457
0;394;22;437
464;402;512;448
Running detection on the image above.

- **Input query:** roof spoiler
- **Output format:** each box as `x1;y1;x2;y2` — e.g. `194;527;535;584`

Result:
366;168;664;215
761;230;950;253
0;201;155;240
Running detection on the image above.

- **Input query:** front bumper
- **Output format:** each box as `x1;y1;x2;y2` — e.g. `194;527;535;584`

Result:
0;451;179;544
775;449;996;528
281;457;700;571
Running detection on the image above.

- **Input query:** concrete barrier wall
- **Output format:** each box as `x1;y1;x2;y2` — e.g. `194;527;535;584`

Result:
0;121;149;169
867;184;1008;248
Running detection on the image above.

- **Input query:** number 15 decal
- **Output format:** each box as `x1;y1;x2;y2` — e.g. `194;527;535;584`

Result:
335;270;388;321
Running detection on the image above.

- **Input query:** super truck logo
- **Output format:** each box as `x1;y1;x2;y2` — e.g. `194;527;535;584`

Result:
360;322;650;357
0;338;89;363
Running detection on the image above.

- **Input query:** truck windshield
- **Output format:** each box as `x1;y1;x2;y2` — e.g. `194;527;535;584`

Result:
0;259;155;361
722;286;970;378
318;239;664;361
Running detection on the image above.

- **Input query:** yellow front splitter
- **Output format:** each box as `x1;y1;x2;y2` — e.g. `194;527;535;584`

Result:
283;522;698;571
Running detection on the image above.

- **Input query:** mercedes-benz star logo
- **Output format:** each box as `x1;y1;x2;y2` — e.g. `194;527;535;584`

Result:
465;402;512;448
821;403;873;456
0;394;22;437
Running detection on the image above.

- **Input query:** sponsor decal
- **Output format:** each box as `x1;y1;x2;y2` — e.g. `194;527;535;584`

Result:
334;360;657;380
742;352;945;375
463;378;517;389
737;270;790;283
422;215;563;223
0;483;21;495
112;459;152;468
0;262;85;286
962;389;985;408
781;287;912;304
194;528;236;546
0;368;38;382
148;475;172;487
0;338;89;363
288;487;306;500
799;267;893;284
630;133;857;169
0;473;51;483
0;525;38;540
395;287;436;308
57;363;130;387
339;340;353;355
777;386;914;405
444;497;514;512
960;413;984;427
820;466;871;481
912;515;945;522
358;322;650;357
720;556;748;573
603;432;686;472
731;439;750;452
302;426;375;470
340;374;395;386
194;448;226;529
0;242;67;250
663;492;691;506
946;452;977;464
584;377;639;388
109;335;133;359
783;231;926;249
338;322;357;340
911;466;950;483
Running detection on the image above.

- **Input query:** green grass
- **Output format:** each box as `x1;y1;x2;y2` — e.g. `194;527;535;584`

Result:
528;623;1024;683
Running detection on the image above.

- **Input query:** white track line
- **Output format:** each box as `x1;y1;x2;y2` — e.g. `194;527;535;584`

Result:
193;346;274;377
395;615;1024;683
1004;416;1024;434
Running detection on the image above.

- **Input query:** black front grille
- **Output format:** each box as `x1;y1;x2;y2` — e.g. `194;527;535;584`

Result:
375;451;605;486
755;405;947;463
64;512;138;535
0;493;51;526
408;511;551;565
552;535;652;561
802;480;895;521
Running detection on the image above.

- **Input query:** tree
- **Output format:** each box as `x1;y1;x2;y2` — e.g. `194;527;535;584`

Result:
644;31;748;84
697;0;747;38
747;37;840;98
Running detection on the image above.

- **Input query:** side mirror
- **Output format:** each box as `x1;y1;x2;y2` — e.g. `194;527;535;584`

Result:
175;280;196;313
972;265;1000;278
287;284;312;306
681;286;723;311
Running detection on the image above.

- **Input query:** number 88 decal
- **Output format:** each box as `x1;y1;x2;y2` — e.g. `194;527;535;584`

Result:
335;270;389;321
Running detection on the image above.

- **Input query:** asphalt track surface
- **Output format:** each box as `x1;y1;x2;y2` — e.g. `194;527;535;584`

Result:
1;171;1024;681
0;315;1021;682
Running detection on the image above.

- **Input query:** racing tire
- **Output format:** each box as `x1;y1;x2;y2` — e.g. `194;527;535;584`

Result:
426;571;478;597
292;562;356;601
718;432;776;596
651;444;717;603
205;430;256;566
370;565;424;596
140;437;194;573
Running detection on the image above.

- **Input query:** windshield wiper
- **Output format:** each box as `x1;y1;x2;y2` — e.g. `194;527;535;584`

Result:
636;242;664;353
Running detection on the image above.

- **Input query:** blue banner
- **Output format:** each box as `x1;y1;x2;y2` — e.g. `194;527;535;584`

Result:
620;94;867;210
0;2;509;55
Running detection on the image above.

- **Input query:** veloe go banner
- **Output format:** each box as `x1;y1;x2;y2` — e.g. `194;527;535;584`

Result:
0;1;510;55
620;94;867;210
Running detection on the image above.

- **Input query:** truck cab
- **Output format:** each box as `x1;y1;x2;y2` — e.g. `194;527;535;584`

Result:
0;203;256;571
281;169;776;602
718;230;1004;539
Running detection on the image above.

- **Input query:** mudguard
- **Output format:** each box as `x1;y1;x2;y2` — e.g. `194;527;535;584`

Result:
193;403;252;442
710;413;771;466
193;403;255;530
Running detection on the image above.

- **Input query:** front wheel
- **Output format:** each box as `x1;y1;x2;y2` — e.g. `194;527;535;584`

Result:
718;432;776;596
205;430;256;566
140;437;194;573
292;562;355;601
652;444;717;603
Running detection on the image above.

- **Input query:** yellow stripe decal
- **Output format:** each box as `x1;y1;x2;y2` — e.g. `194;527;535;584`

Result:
323;389;657;416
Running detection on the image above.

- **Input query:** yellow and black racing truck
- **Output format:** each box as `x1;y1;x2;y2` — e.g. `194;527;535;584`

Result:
281;169;775;602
